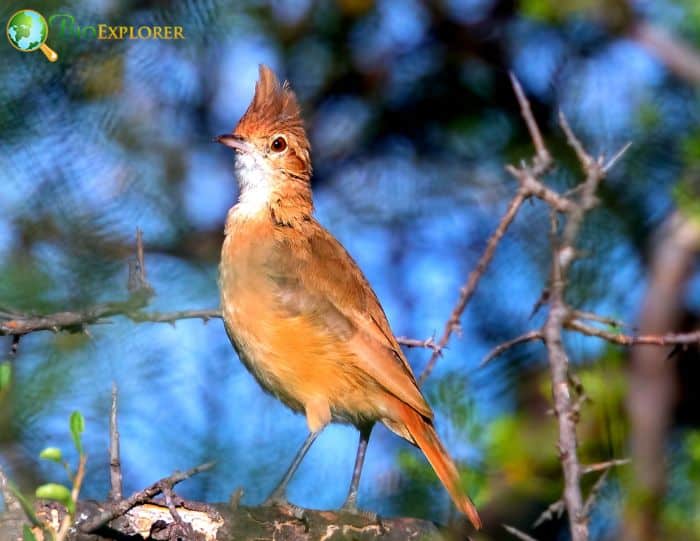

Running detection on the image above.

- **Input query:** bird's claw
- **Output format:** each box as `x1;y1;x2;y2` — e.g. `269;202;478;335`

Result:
339;502;377;521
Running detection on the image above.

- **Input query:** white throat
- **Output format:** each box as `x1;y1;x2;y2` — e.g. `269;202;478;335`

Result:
233;151;275;218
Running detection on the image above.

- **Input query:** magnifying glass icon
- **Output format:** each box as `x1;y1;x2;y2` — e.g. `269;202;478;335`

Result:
7;9;58;62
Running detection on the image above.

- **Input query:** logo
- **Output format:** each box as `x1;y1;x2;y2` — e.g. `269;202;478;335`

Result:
49;14;185;41
6;9;58;62
6;10;185;62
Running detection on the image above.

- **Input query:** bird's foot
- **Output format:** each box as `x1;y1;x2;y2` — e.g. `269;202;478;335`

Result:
262;490;306;517
338;498;377;521
261;490;288;508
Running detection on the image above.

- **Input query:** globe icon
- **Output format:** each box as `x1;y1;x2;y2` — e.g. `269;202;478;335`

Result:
6;9;58;62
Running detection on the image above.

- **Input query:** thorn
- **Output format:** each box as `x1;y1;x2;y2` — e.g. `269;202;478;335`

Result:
603;142;632;172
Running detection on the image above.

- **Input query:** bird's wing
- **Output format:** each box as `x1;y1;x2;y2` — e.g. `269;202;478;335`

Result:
265;223;432;419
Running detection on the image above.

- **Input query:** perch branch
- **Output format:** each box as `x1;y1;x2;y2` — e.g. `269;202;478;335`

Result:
79;461;215;533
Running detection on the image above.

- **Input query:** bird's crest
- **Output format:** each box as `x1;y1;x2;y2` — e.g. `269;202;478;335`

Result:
234;65;303;138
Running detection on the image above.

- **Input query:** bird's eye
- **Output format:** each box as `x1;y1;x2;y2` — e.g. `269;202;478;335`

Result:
270;136;287;153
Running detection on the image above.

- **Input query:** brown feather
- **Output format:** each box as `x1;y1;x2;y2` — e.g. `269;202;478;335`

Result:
236;65;303;137
393;401;482;530
264;223;432;419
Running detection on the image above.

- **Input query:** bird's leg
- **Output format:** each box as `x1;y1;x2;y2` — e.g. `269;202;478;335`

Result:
263;430;320;506
340;424;373;513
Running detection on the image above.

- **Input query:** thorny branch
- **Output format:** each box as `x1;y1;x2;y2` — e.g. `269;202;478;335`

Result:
486;77;634;541
481;315;700;364
482;72;700;541
533;459;629;529
0;233;439;354
480;330;544;367
419;72;583;384
419;189;529;383
0;307;222;337
1;305;440;353
541;111;607;541
0;230;155;337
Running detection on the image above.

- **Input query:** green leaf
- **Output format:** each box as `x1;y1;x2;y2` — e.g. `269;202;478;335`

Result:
0;361;11;392
36;483;73;512
22;525;37;541
39;447;63;463
69;411;85;455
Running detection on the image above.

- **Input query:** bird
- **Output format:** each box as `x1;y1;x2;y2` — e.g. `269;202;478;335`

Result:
216;64;481;530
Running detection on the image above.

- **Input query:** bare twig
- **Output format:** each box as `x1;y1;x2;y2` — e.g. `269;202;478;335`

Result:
159;483;196;539
603;142;633;173
109;383;122;502
419;190;529;383
533;499;565;528
570;310;627;329
0;307;223;336
566;319;700;346
582;468;610;518
559;112;592;169
581;458;630;475
79;461;215;533
396;335;440;353
2;307;450;357
505;166;574;213
480;330;544;367
127;309;220;324
127;228;153;298
504;523;541;541
486;308;700;350
509;72;551;172
0;305;217;334
0;306;126;335
533;458;627;528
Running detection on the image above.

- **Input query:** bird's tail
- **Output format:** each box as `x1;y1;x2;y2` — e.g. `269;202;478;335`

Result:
398;404;482;530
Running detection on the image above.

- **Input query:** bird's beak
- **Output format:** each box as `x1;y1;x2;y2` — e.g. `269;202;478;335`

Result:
215;133;252;153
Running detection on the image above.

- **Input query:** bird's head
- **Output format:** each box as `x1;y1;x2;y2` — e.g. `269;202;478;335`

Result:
217;65;312;220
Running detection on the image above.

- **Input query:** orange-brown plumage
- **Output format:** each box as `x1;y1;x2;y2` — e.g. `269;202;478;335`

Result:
218;65;481;529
